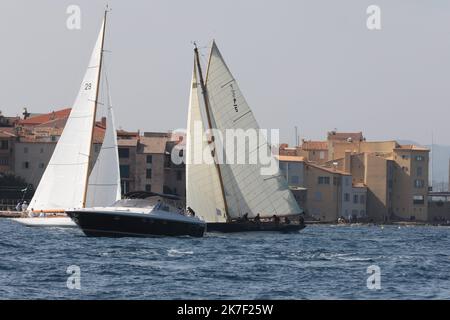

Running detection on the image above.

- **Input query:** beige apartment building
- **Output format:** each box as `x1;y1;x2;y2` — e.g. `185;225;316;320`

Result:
323;137;430;222
0;129;16;174
279;155;367;222
118;132;185;197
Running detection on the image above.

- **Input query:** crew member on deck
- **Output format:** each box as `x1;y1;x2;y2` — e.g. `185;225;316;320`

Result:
21;201;28;212
272;215;280;223
243;213;249;221
187;207;196;217
285;216;291;225
254;214;261;223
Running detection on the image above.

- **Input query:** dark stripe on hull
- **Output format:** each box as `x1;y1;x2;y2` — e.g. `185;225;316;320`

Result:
67;211;205;238
206;222;306;233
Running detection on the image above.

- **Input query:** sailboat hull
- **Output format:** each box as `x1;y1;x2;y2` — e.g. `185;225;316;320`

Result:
66;210;206;238
206;221;306;233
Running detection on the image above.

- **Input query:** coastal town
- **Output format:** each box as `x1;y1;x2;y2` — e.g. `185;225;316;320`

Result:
1;108;448;224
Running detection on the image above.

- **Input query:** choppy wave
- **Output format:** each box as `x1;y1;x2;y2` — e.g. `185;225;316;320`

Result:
0;220;449;299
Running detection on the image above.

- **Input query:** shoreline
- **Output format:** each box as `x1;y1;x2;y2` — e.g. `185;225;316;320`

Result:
305;220;450;227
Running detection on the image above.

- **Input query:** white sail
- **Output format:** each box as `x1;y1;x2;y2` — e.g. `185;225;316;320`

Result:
29;19;105;212
86;102;121;207
186;63;227;223
204;41;301;219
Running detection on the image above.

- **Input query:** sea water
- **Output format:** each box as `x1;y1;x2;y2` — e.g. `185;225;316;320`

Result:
0;219;449;299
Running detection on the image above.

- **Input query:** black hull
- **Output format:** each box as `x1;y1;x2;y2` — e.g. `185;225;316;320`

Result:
67;211;205;238
206;221;306;233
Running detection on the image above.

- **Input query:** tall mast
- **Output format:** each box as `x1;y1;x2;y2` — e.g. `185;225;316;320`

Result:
194;44;230;221
82;9;108;208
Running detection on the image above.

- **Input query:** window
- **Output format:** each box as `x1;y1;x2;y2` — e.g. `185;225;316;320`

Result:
145;184;152;192
318;176;330;185
401;155;409;160
176;170;182;181
319;151;325;160
415;156;424;161
24;147;28;154
414;179;425;189
353;195;358;204
360;210;366;217
146;169;152;179
0;140;8;150
146;155;153;164
23;161;30;169
290;175;299;184
94;145;101;153
119;148;130;159
333;177;340;186
121;181;130;194
120;165;130;178
413;195;424;205
40;148;44;154
416;166;422;177
314;192;322;201
360;195;365;204
344;193;350;202
0;157;8;165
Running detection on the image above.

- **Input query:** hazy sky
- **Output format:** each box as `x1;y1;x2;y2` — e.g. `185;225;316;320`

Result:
1;0;450;146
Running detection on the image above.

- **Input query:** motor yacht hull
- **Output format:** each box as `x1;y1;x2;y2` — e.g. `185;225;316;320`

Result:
67;210;206;238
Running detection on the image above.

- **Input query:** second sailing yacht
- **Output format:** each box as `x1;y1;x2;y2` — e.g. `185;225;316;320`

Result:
186;42;306;233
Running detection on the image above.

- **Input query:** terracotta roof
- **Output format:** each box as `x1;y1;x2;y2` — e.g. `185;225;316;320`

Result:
302;141;328;150
19;108;72;126
117;130;139;138
92;125;106;144
327;132;364;142
277;155;305;162
118;139;138;147
306;162;351;175
353;183;367;188
0;130;16;138
35;117;68;129
395;145;429;152
139;136;169;154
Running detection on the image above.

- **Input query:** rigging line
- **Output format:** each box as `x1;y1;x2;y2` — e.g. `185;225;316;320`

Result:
233;110;252;123
88;99;105;106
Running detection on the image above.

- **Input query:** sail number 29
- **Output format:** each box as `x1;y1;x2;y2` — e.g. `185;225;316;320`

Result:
85;83;92;91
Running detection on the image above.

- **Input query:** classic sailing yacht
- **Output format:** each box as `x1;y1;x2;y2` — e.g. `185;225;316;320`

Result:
186;42;305;233
11;10;121;227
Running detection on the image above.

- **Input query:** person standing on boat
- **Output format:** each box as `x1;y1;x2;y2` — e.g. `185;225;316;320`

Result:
21;201;28;212
254;214;261;223
285;216;291;225
272;215;280;224
15;201;22;212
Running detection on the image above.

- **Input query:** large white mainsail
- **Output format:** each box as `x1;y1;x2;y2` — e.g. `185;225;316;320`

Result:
29;19;106;212
204;41;301;219
85;100;121;207
186;62;227;223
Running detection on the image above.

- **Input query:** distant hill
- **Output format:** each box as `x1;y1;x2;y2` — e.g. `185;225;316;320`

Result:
398;140;449;191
